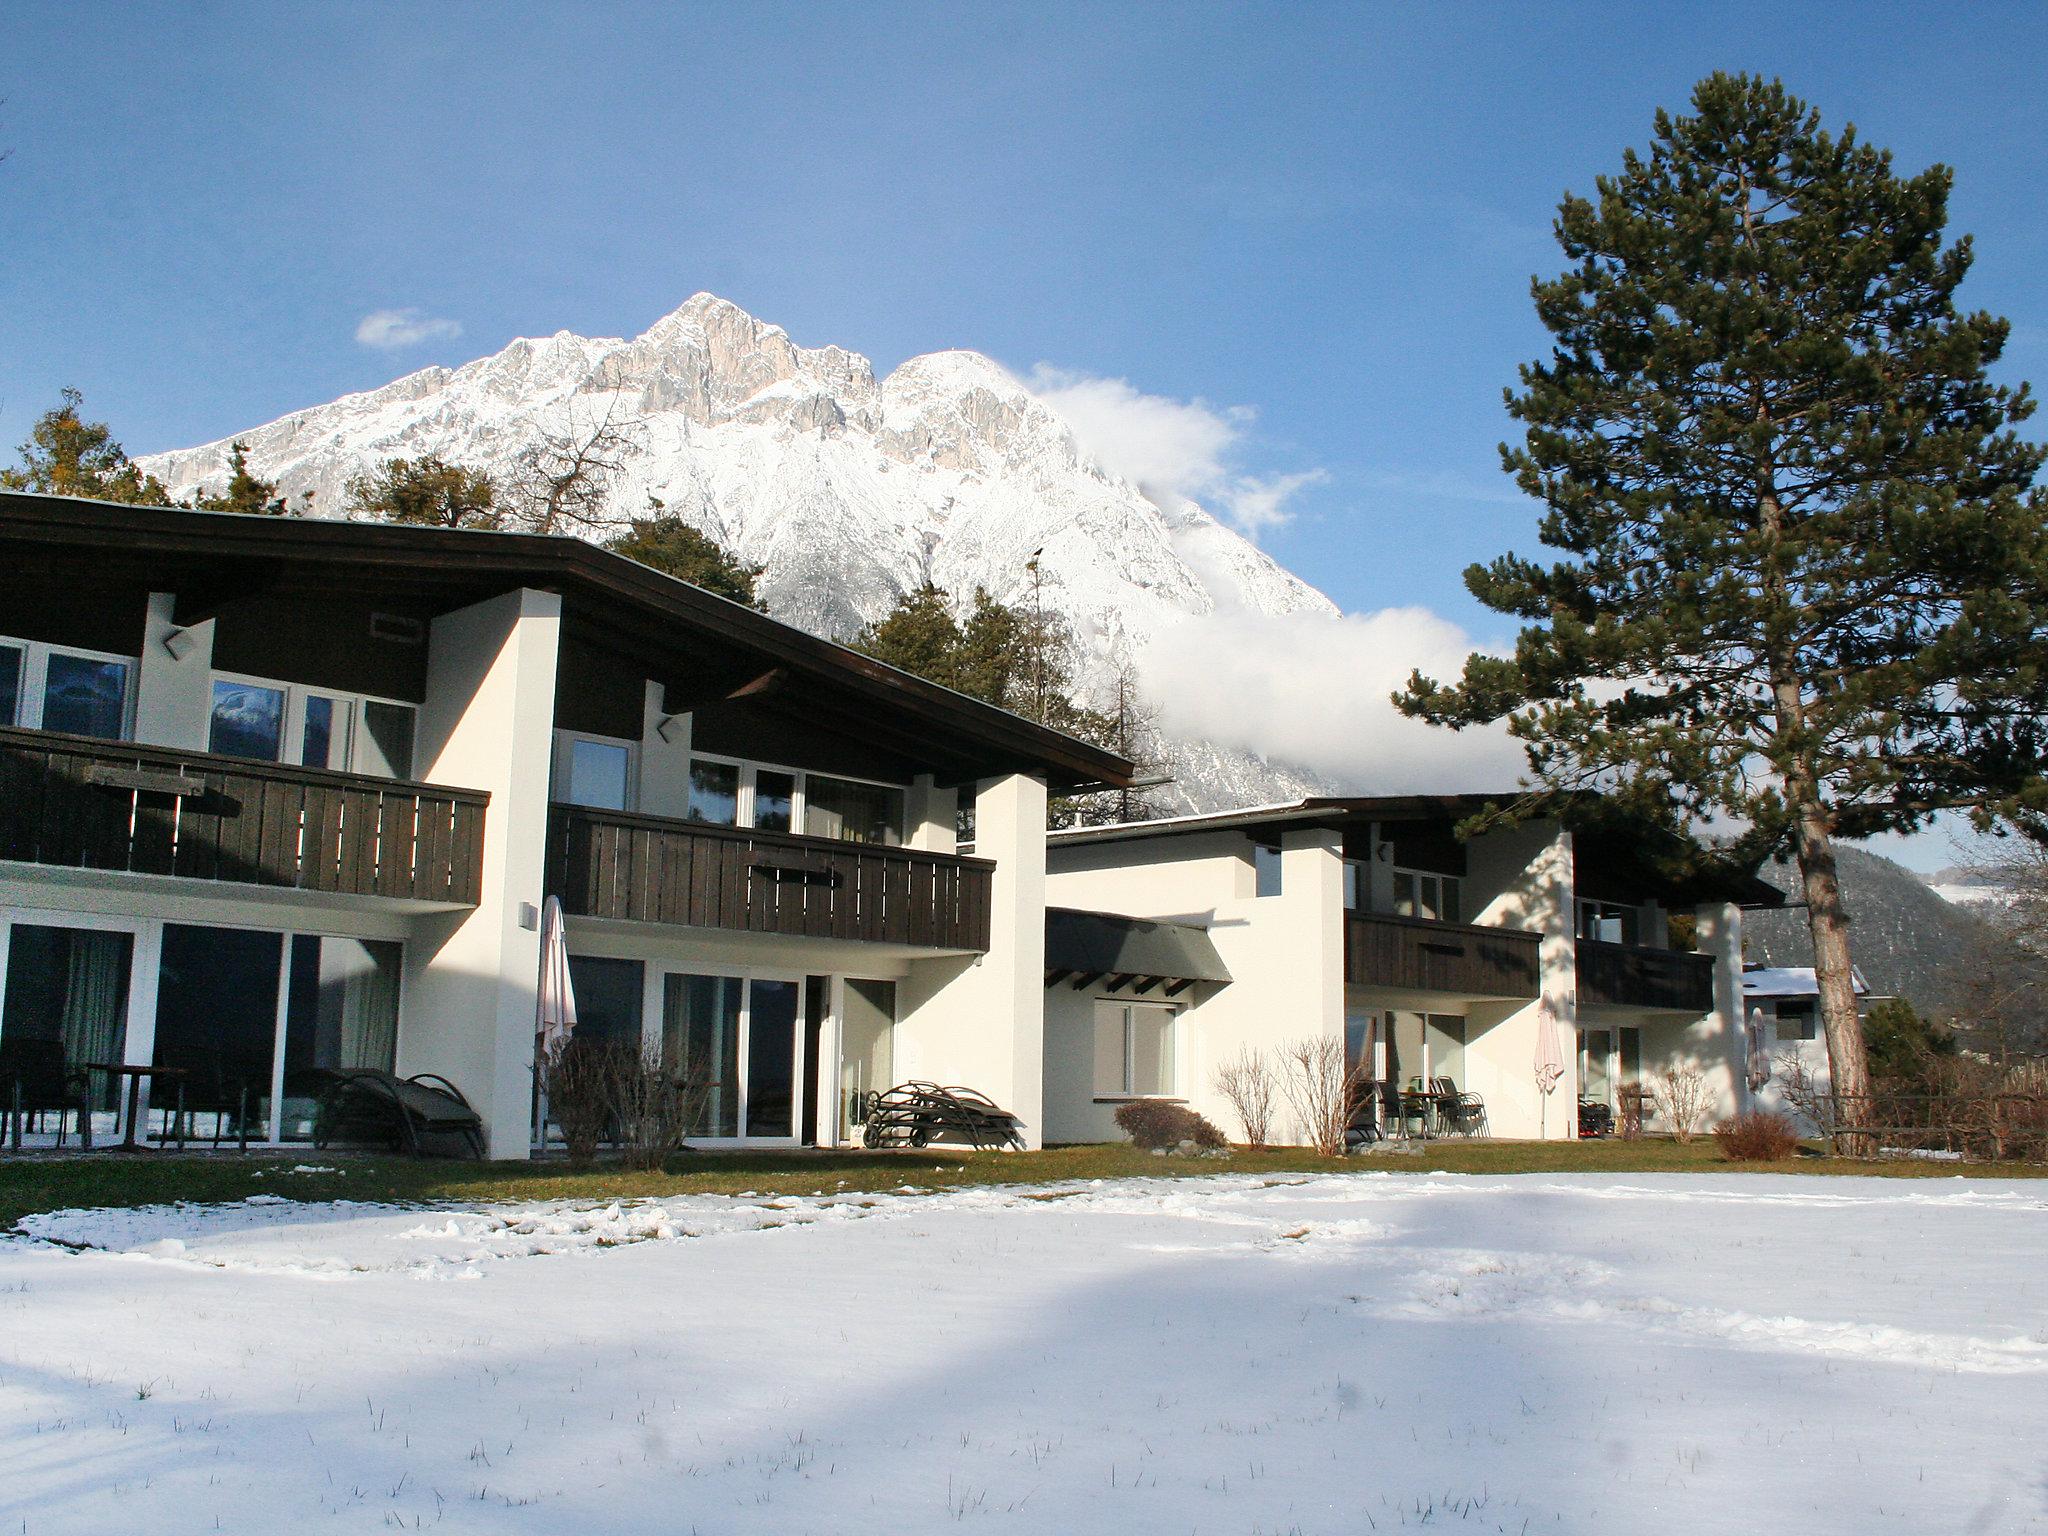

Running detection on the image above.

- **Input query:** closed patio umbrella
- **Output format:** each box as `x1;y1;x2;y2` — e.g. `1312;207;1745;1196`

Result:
1534;999;1566;1138
1745;1006;1771;1093
533;896;577;1148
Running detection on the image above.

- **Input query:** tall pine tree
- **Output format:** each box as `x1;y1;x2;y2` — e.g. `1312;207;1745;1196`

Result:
1397;74;2048;1135
1;388;177;505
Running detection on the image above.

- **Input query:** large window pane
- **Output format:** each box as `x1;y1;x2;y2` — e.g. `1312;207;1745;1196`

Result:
745;978;799;1137
663;973;741;1136
210;679;285;761
43;653;130;740
1092;1002;1127;1095
1392;870;1418;918
1130;1004;1175;1096
566;739;631;811
155;925;282;1140
301;695;351;771
804;775;901;845
1253;844;1283;898
838;978;895;1138
0;644;22;726
281;935;401;1140
686;760;740;825
359;700;416;779
565;956;644;1048
753;770;795;833
1;924;132;1113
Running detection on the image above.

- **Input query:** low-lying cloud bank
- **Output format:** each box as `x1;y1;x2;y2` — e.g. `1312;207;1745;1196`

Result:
1139;606;1526;795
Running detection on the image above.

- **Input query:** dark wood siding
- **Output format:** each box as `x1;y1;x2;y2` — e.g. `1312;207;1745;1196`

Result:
0;583;150;655
0;725;486;904
208;594;431;702
552;634;650;739
1345;912;1541;998
547;804;993;951
1575;938;1716;1012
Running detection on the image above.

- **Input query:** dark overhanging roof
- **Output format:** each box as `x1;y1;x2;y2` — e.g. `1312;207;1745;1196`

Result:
1049;794;1783;909
1045;906;1232;995
0;492;1134;791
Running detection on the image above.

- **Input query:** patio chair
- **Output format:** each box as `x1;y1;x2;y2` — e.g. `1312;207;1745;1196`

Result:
1390;1080;1431;1139
1578;1098;1615;1138
1431;1077;1489;1137
861;1081;1024;1151
155;1043;261;1152
2;1036;89;1150
315;1068;486;1158
1343;1084;1384;1149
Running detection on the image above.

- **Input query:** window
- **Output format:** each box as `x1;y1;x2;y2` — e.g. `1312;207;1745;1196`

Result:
565;956;646;1047
663;973;742;1136
0;644;21;726
1;923;134;1112
210;679;287;761
563;737;634;811
1578;899;1638;945
359;700;416;779
1392;868;1460;923
1253;843;1283;898
804;774;901;845
1777;1002;1818;1042
686;759;741;824
752;770;796;834
838;978;895;1139
1342;859;1367;911
1093;1000;1177;1097
682;755;907;846
280;935;401;1139
300;693;351;770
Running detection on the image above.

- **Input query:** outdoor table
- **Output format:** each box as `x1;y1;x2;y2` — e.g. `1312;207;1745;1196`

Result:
83;1063;186;1151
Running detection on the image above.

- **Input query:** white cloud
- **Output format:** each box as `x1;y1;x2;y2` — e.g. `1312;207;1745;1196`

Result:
1024;365;1323;540
1139;605;1525;793
355;308;463;350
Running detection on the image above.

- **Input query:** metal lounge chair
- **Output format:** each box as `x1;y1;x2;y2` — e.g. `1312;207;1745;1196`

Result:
861;1081;1024;1151
315;1068;486;1158
2;1036;88;1150
1431;1077;1489;1137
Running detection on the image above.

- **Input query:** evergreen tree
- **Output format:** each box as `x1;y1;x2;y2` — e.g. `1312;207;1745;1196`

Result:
605;508;764;608
195;441;289;516
1396;74;2048;1140
1;387;177;505
854;583;975;694
344;456;500;529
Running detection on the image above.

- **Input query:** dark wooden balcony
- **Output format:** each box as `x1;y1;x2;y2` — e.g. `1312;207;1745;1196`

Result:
546;804;994;951
1575;938;1716;1012
1344;911;1542;998
0;725;488;905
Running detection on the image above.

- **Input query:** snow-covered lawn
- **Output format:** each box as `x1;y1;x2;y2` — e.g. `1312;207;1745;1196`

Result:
3;1172;2043;1533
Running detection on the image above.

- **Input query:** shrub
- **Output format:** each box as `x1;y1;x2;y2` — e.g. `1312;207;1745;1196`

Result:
1712;1110;1802;1162
1277;1034;1362;1156
1650;1064;1712;1143
1213;1046;1277;1148
543;1038;615;1168
1114;1099;1226;1152
607;1045;716;1171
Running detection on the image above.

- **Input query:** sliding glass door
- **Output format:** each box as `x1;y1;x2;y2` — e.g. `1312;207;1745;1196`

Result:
658;971;805;1144
0;923;134;1117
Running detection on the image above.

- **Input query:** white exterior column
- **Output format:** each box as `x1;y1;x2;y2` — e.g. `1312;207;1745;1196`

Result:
1538;826;1580;1139
134;592;213;750
897;773;1047;1146
398;587;562;1159
1279;826;1345;1049
905;774;959;852
1696;899;1746;1113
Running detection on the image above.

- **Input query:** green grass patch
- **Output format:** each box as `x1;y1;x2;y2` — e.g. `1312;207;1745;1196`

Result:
1;1136;2037;1232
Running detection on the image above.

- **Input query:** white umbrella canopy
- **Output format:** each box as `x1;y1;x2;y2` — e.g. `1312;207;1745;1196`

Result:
536;894;578;1059
1534;999;1567;1137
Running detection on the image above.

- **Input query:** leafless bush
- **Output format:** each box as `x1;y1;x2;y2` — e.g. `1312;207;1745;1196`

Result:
1213;1046;1278;1148
1650;1064;1712;1143
542;1039;614;1168
1113;1100;1226;1152
1712;1110;1801;1162
1277;1035;1362;1156
607;1044;716;1171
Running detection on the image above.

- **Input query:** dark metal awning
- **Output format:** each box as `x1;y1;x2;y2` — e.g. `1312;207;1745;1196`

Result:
1044;907;1231;999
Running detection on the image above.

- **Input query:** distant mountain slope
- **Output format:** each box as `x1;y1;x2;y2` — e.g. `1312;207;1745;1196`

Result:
139;294;1338;813
1744;845;2010;1017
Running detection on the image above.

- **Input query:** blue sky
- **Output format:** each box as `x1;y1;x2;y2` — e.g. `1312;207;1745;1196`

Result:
4;2;2044;864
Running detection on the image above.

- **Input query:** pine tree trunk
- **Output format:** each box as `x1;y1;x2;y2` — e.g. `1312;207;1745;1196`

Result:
1790;797;1874;1154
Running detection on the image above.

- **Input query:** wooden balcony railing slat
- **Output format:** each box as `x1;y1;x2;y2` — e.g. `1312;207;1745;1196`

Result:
0;725;487;906
548;804;994;951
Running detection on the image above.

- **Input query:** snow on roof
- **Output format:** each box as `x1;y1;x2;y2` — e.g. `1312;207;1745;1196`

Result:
1742;964;1870;998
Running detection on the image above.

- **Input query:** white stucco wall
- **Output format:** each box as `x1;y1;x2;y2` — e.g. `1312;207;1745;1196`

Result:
398;587;562;1159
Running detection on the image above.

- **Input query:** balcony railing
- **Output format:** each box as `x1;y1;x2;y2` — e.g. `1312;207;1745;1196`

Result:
0;725;489;905
1344;911;1542;998
546;804;995;951
1575;938;1716;1012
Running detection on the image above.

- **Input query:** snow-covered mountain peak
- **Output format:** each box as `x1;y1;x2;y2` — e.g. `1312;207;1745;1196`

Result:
138;295;1339;811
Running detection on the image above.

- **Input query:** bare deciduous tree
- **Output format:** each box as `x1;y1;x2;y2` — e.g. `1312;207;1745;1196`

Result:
1277;1035;1360;1156
1213;1045;1278;1149
1650;1064;1712;1144
507;393;644;533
